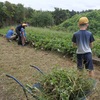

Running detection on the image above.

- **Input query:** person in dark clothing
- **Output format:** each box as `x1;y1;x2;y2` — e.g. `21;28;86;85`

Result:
15;23;27;45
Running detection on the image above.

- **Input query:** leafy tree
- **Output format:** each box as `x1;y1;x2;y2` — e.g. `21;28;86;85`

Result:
0;2;4;27
2;1;16;25
14;3;25;23
70;10;77;17
24;7;35;22
53;8;70;25
30;11;54;27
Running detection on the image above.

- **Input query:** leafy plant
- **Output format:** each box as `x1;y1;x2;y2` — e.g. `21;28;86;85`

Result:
35;68;96;100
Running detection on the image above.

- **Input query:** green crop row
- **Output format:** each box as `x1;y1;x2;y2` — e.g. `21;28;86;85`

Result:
0;26;99;58
26;27;76;56
26;27;100;58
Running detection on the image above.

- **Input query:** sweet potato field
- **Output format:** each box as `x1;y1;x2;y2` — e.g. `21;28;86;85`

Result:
26;27;100;58
27;27;74;55
0;26;100;58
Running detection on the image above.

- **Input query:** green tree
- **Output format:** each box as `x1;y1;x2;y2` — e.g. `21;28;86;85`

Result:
2;1;16;25
0;2;4;27
14;3;25;23
24;7;35;22
31;11;54;27
53;8;70;25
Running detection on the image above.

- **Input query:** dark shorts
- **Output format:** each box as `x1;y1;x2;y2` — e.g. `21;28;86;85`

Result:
77;52;94;70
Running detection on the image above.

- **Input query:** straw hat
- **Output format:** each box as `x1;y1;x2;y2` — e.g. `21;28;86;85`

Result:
10;27;15;30
22;23;28;26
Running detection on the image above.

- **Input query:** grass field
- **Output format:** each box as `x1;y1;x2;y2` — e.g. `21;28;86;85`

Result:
0;36;74;100
0;36;100;100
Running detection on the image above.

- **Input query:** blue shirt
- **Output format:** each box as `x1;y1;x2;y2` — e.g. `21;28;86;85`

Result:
72;30;95;54
6;30;14;38
20;28;26;37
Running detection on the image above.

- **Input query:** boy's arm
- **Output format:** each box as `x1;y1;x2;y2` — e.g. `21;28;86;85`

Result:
72;34;77;47
89;42;93;48
22;31;24;36
22;32;26;39
21;28;26;39
90;34;95;48
73;42;77;47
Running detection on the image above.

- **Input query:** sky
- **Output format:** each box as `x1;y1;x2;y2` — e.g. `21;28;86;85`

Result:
0;0;100;11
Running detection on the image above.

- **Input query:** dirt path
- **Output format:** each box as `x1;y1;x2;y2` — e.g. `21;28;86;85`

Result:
0;36;100;100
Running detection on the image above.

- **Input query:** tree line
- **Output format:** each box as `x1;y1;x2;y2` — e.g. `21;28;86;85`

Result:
0;1;93;28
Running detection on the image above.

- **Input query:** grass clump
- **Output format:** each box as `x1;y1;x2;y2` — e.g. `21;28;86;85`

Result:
36;68;95;100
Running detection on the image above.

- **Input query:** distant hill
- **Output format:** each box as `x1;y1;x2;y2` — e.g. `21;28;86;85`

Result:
58;10;100;34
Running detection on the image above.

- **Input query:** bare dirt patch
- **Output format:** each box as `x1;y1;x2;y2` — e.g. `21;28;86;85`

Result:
0;37;100;100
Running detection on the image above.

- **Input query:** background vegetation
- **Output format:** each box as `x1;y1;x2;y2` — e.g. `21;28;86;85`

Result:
58;10;100;34
0;1;95;28
0;26;100;58
0;1;100;57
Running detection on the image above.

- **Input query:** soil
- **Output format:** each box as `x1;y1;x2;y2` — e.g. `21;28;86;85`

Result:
0;36;100;100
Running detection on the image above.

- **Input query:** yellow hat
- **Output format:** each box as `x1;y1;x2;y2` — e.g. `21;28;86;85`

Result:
22;23;28;26
78;17;89;25
10;26;15;30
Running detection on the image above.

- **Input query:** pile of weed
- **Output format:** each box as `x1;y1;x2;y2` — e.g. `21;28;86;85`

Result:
37;68;95;100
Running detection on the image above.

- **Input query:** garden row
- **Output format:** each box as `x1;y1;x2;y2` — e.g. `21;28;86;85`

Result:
0;26;99;58
26;27;100;58
27;27;75;56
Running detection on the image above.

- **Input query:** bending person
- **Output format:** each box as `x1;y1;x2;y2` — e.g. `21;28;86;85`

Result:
15;23;27;45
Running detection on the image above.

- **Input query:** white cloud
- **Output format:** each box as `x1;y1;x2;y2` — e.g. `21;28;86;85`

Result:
0;0;100;11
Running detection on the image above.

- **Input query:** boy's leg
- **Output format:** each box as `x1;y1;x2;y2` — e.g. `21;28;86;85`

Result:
89;70;94;77
77;54;83;70
84;53;94;77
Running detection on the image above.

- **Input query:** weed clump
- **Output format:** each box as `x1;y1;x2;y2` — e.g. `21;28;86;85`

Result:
38;68;95;100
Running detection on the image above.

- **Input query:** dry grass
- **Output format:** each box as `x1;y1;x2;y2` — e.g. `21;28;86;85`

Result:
0;37;100;100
